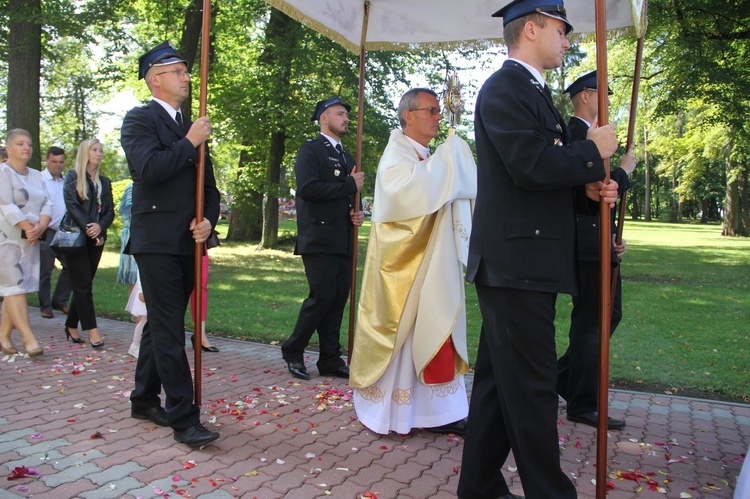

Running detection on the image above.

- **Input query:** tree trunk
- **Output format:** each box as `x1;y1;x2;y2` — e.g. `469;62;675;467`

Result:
226;141;264;241
180;0;206;121
631;197;640;220
722;145;748;237
257;9;301;249
7;0;42;169
259;129;284;249
644;126;651;222
740;167;750;235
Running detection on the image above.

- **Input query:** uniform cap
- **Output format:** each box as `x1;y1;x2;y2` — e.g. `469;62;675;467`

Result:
311;96;351;122
492;0;573;34
563;70;614;98
138;41;187;80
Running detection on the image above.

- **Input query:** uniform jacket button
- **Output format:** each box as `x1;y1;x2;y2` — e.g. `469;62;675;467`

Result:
152;205;157;210
534;229;540;236
586;161;594;168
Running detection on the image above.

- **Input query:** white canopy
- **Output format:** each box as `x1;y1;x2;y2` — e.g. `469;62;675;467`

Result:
264;0;639;53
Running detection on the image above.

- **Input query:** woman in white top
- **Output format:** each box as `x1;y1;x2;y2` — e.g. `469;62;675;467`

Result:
0;129;52;357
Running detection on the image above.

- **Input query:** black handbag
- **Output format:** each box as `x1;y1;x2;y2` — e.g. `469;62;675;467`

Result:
50;219;86;254
206;230;221;249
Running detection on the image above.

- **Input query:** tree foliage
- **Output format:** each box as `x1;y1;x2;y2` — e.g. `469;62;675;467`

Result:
645;0;750;233
3;0;749;241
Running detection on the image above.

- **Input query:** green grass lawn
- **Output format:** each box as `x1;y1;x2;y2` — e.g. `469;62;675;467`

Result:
35;220;750;402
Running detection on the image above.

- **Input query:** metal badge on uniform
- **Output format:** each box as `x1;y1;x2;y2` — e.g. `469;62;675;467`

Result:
334;169;341;176
554;138;563;146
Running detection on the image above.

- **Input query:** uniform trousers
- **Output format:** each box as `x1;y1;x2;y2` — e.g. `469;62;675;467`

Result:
64;239;103;331
282;253;350;372
557;261;622;415
458;285;577;499
130;253;199;431
38;228;72;311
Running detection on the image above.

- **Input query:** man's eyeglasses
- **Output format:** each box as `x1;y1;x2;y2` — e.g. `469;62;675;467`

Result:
410;107;442;116
155;68;191;79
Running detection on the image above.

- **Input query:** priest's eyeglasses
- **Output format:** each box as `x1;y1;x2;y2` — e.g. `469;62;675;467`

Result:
411;107;442;116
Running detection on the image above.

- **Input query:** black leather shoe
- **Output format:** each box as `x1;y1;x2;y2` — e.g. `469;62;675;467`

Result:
174;423;220;447
319;365;349;379
427;418;467;436
287;360;310;380
131;406;169;426
191;334;220;352
568;411;625;430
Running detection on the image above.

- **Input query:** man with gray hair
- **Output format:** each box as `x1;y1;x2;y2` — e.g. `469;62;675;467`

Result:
350;88;476;435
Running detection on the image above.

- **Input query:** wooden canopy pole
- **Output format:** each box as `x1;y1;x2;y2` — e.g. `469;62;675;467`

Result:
594;0;612;496
610;35;645;304
193;0;212;405
347;0;370;364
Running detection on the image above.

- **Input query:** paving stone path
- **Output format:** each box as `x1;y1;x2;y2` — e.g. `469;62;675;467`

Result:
0;312;747;498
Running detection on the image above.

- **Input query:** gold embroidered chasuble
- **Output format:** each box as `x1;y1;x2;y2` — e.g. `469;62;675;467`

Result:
349;130;477;388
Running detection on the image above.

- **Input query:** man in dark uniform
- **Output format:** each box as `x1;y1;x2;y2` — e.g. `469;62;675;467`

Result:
557;70;636;430
282;96;365;381
121;41;220;447
457;1;621;498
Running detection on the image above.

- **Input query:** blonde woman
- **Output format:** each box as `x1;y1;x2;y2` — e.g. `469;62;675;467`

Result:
0;129;52;356
62;139;114;347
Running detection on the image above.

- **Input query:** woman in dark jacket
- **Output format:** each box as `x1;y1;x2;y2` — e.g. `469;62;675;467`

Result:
62;138;114;347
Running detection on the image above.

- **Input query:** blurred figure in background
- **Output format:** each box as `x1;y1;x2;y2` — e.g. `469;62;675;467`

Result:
117;182;138;291
126;269;146;358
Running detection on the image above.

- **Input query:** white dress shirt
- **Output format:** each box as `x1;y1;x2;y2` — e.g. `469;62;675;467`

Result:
41;168;65;230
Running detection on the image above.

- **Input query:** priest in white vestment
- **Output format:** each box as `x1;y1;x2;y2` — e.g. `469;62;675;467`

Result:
350;88;477;435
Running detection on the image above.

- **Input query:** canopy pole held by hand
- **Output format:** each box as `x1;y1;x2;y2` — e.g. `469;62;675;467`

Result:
193;0;212;405
610;35;645;307
595;0;613;496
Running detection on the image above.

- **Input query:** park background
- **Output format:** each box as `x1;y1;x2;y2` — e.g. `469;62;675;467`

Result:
1;1;748;402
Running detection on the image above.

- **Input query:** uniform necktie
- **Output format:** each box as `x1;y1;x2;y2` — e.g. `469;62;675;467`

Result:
176;112;185;131
335;143;347;166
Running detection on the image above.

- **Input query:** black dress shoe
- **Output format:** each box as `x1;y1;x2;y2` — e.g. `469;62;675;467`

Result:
174;423;220;447
191;334;220;352
319;365;350;379
568;411;625;430
287;360;310;380
64;327;85;344
427;418;467;436
131;406;169;426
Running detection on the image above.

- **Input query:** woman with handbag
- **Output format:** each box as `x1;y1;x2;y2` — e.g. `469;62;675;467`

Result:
61;138;113;347
0;129;52;357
